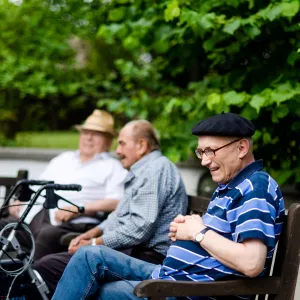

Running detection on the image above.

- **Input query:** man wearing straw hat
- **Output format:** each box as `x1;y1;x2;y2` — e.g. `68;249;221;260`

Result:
0;109;127;259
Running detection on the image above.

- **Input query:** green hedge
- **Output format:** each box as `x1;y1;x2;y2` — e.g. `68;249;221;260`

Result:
0;0;299;185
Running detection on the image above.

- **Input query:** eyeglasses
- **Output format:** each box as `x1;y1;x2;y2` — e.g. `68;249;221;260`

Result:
195;139;241;160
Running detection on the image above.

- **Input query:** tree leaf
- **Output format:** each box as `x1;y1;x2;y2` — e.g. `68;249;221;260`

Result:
243;25;261;39
223;18;241;35
287;51;300;66
207;93;221;111
265;4;282;21
223;91;246;106
108;7;126;22
281;1;299;18
199;13;216;30
164;0;181;22
249;95;266;113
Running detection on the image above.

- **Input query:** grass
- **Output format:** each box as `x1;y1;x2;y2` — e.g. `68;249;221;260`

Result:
15;131;79;149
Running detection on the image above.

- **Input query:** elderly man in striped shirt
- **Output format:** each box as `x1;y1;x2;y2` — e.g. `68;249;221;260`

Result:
52;112;284;300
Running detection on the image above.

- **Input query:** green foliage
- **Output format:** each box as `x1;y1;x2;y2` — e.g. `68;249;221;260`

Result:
0;0;103;137
15;131;78;149
0;0;299;185
94;0;300;185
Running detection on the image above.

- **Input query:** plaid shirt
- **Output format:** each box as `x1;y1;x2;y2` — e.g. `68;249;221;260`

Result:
99;150;188;255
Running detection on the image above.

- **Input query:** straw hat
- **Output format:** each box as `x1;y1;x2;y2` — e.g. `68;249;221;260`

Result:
75;109;116;137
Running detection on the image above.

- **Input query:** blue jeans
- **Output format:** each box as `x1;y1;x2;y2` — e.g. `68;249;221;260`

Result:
52;245;157;300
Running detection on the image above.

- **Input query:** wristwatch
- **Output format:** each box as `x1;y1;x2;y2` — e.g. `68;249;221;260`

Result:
194;227;210;243
91;238;97;246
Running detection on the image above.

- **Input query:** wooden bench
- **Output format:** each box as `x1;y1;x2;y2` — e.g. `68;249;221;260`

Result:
134;195;300;300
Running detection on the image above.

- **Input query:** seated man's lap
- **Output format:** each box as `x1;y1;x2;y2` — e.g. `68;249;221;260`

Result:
64;246;156;282
33;251;73;296
51;246;156;300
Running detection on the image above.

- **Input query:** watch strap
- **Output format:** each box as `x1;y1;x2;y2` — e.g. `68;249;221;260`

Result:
200;227;210;235
194;227;210;243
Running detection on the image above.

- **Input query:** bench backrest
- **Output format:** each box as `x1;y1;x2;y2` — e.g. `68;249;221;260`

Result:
187;195;300;300
187;195;210;215
0;170;29;216
0;169;29;199
268;203;300;300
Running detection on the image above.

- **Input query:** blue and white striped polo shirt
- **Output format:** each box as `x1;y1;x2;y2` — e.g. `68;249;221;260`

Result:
151;160;285;300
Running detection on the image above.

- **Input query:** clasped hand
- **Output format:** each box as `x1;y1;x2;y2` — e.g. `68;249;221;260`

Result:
68;234;92;254
169;214;205;242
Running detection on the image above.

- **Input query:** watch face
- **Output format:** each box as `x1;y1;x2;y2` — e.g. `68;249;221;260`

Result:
195;232;204;243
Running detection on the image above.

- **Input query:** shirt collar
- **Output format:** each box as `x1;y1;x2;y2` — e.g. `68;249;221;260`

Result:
131;150;162;174
124;150;162;183
94;152;110;159
76;150;110;161
217;160;263;191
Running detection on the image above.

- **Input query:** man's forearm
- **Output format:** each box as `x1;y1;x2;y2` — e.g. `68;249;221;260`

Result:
82;226;103;239
83;199;119;216
172;216;267;277
199;230;267;277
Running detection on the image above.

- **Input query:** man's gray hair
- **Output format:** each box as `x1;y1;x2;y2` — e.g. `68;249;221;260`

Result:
228;136;253;152
126;120;160;151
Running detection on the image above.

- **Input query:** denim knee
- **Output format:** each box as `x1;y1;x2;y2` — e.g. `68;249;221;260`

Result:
76;245;104;259
77;245;113;261
72;245;106;269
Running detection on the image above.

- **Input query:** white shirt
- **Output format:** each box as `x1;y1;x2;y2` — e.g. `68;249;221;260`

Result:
20;151;127;225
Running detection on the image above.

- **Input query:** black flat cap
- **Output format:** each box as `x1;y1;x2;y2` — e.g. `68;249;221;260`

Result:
192;112;255;137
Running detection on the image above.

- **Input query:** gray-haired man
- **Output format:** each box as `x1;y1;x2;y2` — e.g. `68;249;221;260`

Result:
34;120;188;296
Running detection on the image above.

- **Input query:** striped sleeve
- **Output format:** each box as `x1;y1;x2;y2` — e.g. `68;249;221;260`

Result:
232;189;276;248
